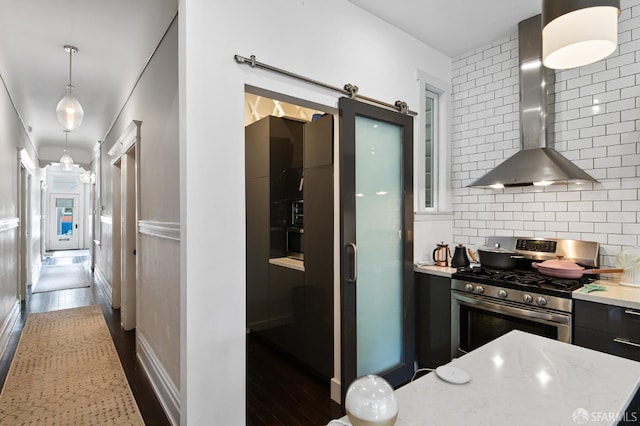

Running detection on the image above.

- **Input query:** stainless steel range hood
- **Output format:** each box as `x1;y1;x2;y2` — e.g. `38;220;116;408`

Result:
468;15;598;188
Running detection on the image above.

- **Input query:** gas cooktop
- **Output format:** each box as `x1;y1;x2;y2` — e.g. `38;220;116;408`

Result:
452;266;592;297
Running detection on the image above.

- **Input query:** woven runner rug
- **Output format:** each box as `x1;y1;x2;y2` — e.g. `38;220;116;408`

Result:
0;305;145;425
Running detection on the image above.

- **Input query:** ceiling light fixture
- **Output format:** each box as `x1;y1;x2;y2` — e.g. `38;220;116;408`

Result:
56;45;84;130
60;130;74;171
542;0;620;69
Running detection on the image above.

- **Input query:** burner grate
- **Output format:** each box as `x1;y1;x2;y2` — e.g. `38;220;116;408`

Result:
453;266;586;294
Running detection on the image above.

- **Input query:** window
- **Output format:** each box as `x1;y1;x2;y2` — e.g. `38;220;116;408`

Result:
416;71;451;214
424;89;438;208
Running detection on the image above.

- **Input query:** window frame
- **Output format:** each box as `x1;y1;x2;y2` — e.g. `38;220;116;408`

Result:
415;70;452;216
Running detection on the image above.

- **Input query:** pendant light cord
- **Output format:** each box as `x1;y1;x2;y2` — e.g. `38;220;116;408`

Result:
68;49;72;86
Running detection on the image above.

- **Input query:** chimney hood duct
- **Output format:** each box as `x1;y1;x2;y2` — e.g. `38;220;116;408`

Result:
468;15;598;188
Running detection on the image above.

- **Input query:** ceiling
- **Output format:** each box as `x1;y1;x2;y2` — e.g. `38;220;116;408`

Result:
0;0;177;160
346;0;540;57
0;0;538;161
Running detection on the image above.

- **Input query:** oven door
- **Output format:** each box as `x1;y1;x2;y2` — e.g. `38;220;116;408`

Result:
451;290;571;358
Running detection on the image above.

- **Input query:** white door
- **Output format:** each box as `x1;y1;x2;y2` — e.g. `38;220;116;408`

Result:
49;194;80;250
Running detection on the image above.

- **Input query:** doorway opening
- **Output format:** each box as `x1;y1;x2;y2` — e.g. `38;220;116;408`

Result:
244;87;342;423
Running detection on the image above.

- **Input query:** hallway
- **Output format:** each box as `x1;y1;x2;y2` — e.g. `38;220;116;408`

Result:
0;251;170;425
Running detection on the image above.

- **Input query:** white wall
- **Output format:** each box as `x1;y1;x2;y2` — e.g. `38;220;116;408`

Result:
451;0;640;267
179;0;451;423
0;66;41;357
96;17;180;424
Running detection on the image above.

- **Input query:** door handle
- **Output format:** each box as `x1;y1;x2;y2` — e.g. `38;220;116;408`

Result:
624;309;640;317
346;242;357;283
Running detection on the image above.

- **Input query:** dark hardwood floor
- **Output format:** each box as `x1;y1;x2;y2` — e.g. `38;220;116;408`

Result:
247;333;344;425
0;251;170;425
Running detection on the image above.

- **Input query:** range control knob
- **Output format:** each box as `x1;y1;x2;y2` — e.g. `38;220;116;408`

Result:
523;294;533;304
475;286;484;294
498;289;508;299
465;284;474;292
537;296;547;306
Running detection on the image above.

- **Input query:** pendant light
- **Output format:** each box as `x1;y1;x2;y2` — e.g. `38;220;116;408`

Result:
60;130;74;171
56;45;84;130
542;0;620;69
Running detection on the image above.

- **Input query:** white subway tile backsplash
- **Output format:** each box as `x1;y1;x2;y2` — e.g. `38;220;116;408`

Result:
451;2;640;254
580;212;608;222
534;192;557;202
608;165;637;178
608;101;637;118
569;222;594;233
622;200;640;211
622;154;640;166
546;221;569;232
608;234;638;246
556;212;580;222
609;189;638;200
534;212;556;222
556;192;581;202
594;200;622;211
544;202;568;212
524;202;546;212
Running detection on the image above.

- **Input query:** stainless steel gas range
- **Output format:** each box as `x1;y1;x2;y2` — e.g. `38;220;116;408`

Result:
450;237;600;358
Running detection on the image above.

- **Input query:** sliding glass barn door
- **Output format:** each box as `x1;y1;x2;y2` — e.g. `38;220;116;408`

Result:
339;97;414;401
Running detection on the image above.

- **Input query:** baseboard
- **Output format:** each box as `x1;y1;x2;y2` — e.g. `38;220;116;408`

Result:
0;302;20;362
331;377;341;404
93;266;112;306
137;333;180;425
31;258;42;286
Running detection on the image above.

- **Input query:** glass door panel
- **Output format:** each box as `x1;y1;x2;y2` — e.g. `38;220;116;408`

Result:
355;115;403;376
56;198;74;237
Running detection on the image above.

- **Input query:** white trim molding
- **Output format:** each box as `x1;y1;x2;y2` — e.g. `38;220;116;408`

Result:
138;220;180;241
93;265;112;307
0;217;19;233
0;302;20;364
19;149;36;175
109;120;141;163
137;332;180;425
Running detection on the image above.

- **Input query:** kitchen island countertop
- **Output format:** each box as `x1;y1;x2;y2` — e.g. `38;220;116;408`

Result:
337;330;640;425
573;278;640;310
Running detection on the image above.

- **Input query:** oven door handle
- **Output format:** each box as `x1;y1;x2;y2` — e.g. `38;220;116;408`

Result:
452;291;571;326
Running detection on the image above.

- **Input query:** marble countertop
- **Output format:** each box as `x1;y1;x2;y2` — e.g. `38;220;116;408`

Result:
573;278;640;310
268;257;305;272
413;264;457;277
337;330;640;426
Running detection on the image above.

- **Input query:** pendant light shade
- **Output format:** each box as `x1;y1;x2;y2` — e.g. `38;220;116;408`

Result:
542;0;620;69
60;130;74;171
56;85;84;130
56;45;84;130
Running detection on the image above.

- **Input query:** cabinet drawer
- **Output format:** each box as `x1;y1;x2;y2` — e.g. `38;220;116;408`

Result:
574;300;640;341
574;326;640;363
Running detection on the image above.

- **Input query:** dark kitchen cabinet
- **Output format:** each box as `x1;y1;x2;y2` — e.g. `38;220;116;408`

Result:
302;114;334;379
246;114;334;381
416;272;452;368
573;300;640;362
304;113;332;168
265;263;305;361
